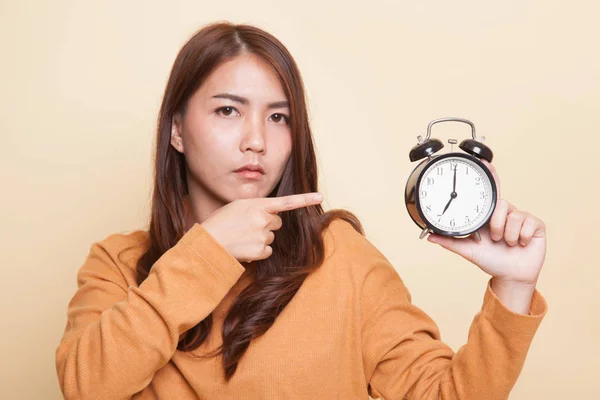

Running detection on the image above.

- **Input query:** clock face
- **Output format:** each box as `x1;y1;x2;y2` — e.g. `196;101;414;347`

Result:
417;155;495;234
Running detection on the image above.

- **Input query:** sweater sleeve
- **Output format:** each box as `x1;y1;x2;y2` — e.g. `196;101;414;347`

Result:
55;223;246;400
361;259;547;400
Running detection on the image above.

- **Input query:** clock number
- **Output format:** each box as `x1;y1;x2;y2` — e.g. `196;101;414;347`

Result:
421;190;427;198
450;219;455;227
426;177;434;185
465;216;470;224
450;163;458;171
436;167;443;176
466;167;469;176
479;191;485;199
475;176;481;185
437;215;442;222
425;205;432;212
476;205;481;213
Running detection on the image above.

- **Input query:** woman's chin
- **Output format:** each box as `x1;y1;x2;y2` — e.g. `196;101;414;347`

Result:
230;186;268;200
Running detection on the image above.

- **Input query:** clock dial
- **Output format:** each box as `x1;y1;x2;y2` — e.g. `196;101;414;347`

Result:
417;157;494;233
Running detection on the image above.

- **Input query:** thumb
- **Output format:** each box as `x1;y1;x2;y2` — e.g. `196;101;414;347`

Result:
427;233;475;263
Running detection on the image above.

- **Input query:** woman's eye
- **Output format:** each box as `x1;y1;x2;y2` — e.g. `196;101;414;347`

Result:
270;113;289;124
216;107;239;117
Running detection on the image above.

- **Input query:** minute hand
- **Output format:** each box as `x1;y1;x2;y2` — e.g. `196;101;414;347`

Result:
442;167;458;216
452;165;457;192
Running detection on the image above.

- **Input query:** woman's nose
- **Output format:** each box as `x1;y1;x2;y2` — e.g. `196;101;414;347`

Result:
240;114;266;154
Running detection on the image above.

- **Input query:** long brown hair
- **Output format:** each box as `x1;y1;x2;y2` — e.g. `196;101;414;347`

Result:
136;21;363;380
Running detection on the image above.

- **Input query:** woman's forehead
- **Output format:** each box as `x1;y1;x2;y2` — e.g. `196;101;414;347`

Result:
199;55;288;104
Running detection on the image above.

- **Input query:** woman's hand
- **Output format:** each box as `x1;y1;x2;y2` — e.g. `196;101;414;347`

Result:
427;161;546;311
201;193;324;263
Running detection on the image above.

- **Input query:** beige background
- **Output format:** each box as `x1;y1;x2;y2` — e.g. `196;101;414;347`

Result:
1;0;599;398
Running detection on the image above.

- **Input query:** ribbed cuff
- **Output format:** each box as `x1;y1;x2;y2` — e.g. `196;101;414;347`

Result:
481;278;548;336
179;223;246;283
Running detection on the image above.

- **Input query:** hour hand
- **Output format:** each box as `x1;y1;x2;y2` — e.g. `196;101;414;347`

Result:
441;197;453;215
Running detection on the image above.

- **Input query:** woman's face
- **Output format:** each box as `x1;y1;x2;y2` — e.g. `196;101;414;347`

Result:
171;54;292;216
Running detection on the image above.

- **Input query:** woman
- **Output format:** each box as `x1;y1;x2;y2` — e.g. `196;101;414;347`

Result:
55;22;547;399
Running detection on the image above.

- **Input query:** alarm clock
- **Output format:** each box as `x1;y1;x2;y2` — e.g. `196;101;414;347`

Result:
404;118;497;241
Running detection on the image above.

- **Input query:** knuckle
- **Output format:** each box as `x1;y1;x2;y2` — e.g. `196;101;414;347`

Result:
260;232;270;244
253;212;269;227
525;217;537;228
283;199;294;210
507;211;522;222
520;231;533;239
264;215;275;230
263;245;273;258
255;245;266;258
274;216;283;229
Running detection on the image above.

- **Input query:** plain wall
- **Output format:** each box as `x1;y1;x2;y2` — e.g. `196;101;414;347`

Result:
1;0;598;398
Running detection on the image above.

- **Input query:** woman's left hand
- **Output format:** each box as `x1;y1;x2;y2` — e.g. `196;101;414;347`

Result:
427;160;547;287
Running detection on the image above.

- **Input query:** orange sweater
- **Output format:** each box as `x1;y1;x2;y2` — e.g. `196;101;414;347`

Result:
55;219;547;399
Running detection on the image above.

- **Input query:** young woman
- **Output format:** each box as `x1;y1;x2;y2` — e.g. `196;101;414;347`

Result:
55;22;547;399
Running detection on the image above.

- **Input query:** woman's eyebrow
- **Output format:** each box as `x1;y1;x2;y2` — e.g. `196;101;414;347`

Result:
212;93;289;109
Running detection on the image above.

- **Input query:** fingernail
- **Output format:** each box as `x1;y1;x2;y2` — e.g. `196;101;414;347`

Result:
313;193;323;201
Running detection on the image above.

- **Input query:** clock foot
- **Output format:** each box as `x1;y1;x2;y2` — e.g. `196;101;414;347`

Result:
472;231;482;242
419;228;430;239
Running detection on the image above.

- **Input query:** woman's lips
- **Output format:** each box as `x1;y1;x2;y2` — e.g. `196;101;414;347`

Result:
235;170;263;179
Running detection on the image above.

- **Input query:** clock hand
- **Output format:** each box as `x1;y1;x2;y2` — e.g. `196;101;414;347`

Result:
442;167;459;216
441;197;453;215
452;166;457;192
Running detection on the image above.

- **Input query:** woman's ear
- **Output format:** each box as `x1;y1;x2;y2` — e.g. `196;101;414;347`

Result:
171;113;184;153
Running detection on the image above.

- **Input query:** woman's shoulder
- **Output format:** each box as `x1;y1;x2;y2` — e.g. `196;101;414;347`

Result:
322;219;406;289
323;219;395;264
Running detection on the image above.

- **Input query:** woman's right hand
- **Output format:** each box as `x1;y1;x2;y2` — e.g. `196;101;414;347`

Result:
200;193;324;263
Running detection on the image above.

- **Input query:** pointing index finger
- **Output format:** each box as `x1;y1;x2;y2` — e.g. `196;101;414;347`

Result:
264;193;324;214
